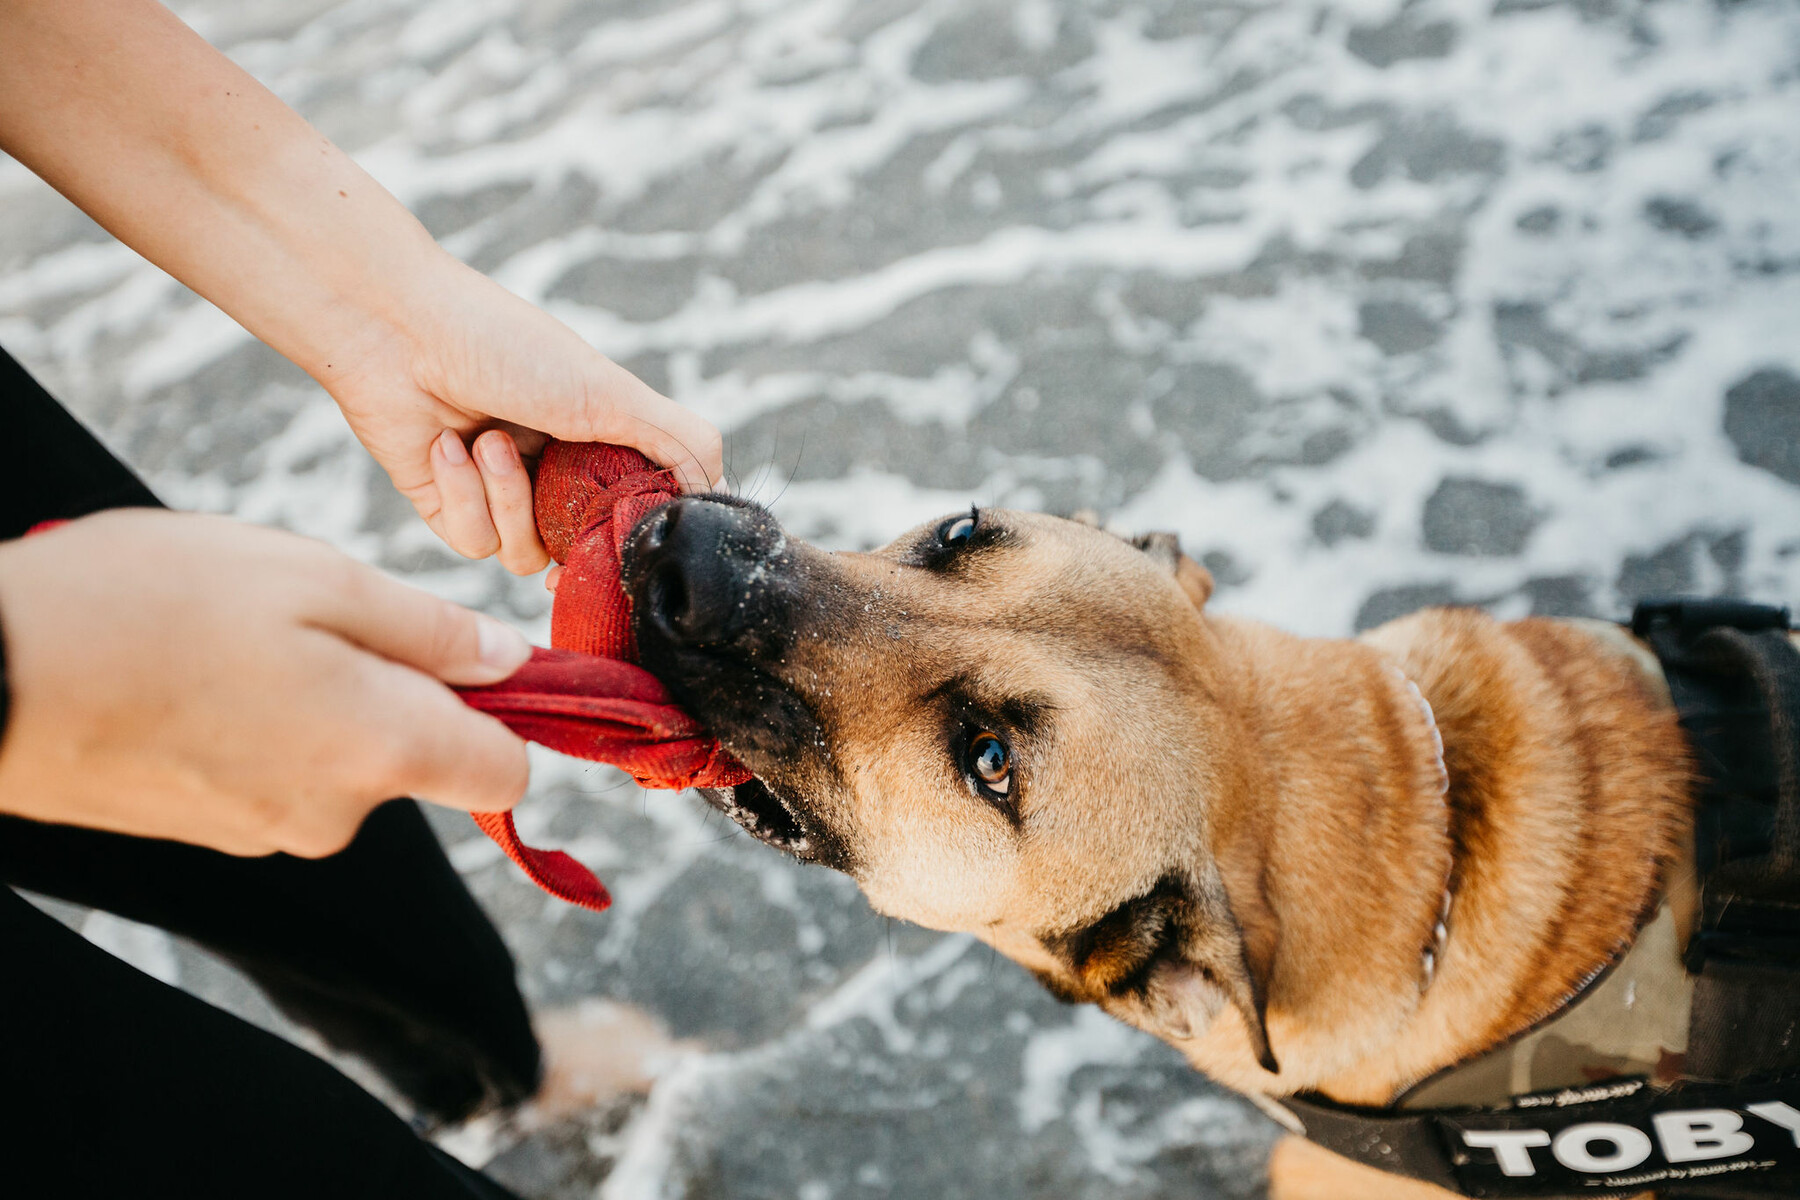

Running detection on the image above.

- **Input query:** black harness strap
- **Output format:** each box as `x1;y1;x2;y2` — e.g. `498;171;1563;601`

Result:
1285;1077;1800;1199
1633;601;1800;1085
1633;601;1800;900
1271;1092;1463;1191
1271;598;1800;1199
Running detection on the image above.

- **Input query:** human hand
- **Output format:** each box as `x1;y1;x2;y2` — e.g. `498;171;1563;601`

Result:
324;257;723;576
0;510;533;858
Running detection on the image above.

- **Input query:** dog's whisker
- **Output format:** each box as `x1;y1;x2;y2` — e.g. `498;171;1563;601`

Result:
745;415;782;503
765;427;806;514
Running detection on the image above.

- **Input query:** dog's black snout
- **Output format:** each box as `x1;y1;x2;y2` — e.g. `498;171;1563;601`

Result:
626;497;782;646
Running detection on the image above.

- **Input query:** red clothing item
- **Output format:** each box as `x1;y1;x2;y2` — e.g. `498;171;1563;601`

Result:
456;443;749;912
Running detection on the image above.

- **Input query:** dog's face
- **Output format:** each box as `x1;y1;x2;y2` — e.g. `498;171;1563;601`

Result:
624;496;1277;1068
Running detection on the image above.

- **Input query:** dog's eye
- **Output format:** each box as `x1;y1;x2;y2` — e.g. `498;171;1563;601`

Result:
941;507;979;546
968;732;1011;796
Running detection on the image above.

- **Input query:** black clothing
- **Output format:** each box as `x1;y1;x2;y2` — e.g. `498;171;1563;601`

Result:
0;346;159;541
0;346;535;1197
0;802;544;1123
0;863;523;1199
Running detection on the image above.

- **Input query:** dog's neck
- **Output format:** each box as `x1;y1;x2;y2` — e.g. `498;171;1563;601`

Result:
1185;608;1690;1106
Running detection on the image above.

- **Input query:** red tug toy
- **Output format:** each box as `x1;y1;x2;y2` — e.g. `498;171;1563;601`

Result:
455;442;750;912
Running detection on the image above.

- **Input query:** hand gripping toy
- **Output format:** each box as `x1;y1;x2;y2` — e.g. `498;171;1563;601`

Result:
455;442;750;911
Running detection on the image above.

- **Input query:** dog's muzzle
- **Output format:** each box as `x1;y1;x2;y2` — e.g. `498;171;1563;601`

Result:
622;497;850;868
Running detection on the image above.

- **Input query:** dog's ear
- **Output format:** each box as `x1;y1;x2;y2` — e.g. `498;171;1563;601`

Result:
1129;531;1214;612
1174;554;1214;611
1065;518;1214;610
1042;870;1278;1075
1144;866;1277;1074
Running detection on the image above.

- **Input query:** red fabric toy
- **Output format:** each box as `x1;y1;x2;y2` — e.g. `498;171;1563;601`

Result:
455;442;750;912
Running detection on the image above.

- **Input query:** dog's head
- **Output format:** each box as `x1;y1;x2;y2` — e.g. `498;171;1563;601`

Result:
623;495;1278;1071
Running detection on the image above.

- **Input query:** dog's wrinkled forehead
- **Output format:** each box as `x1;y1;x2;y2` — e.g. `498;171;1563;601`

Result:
852;507;1204;633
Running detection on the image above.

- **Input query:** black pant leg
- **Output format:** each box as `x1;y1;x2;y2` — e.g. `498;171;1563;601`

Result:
0;802;543;1121
0;884;524;1200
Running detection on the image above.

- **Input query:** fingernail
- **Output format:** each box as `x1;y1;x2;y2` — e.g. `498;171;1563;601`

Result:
437;429;470;466
477;434;517;474
476;614;531;676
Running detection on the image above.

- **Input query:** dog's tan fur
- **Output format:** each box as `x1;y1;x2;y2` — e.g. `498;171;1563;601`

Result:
630;503;1705;1196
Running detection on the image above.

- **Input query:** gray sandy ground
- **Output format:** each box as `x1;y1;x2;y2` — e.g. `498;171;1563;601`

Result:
4;0;1799;1197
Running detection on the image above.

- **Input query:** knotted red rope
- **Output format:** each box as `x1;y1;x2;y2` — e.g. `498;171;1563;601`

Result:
454;442;750;912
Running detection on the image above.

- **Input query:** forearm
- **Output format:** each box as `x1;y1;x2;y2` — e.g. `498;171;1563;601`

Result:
0;0;447;384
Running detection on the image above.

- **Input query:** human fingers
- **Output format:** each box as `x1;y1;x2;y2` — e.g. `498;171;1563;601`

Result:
474;430;551;575
278;530;528;821
301;568;532;816
431;429;503;559
312;554;531;687
339;647;531;816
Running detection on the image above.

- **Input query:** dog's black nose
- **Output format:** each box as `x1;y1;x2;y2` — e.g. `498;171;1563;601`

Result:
626;497;781;646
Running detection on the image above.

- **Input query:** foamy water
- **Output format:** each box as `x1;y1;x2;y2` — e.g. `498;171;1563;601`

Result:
4;0;1797;1196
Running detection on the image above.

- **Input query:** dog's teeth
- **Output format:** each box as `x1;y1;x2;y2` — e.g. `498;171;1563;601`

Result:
1420;948;1436;988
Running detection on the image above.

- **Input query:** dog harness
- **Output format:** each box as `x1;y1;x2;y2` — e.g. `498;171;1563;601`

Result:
1265;599;1800;1199
452;442;751;912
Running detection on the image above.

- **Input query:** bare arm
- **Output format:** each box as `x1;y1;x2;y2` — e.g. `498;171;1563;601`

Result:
0;0;723;570
0;0;431;391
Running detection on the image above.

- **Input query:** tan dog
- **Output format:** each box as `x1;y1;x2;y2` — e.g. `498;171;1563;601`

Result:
619;494;1703;1198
